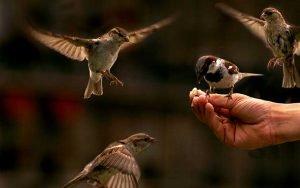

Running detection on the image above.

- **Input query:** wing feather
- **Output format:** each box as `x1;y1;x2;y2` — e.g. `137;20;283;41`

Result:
107;173;138;188
90;145;140;179
120;15;176;51
215;3;266;43
223;60;239;74
28;26;92;61
65;142;141;188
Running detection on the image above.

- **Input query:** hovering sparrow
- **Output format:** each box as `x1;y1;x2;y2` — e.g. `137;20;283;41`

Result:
215;3;300;88
28;16;175;99
63;133;155;188
195;55;262;98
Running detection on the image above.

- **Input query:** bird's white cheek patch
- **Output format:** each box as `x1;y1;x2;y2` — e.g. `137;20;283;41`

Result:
208;64;218;73
208;59;222;73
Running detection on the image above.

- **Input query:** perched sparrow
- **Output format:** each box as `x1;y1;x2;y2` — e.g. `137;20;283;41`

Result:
28;16;175;99
63;133;155;188
215;3;300;88
195;55;262;98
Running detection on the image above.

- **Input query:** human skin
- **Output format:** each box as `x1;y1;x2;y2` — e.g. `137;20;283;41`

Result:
189;88;300;150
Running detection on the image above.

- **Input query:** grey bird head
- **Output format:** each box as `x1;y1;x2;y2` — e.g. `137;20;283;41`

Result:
260;7;284;23
120;133;155;154
108;27;130;43
195;55;217;83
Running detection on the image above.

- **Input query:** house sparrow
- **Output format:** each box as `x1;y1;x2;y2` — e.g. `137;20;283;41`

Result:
215;3;300;88
63;133;155;188
195;55;262;98
28;16;175;99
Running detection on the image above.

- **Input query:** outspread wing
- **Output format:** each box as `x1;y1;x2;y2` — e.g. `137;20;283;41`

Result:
215;3;267;43
28;26;92;61
85;144;140;188
120;15;176;51
64;144;140;188
97;145;140;179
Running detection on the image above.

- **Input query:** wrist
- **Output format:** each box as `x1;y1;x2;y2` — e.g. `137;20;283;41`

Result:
271;103;300;144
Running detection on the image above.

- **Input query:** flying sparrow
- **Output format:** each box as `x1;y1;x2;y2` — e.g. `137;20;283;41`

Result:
63;133;155;188
215;3;300;88
195;55;262;98
28;16;175;99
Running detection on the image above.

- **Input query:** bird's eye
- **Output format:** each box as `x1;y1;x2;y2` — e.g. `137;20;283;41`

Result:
118;32;127;38
265;11;273;15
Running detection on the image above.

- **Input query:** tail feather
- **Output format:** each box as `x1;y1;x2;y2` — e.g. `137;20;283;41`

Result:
282;62;300;88
84;77;103;99
238;73;263;81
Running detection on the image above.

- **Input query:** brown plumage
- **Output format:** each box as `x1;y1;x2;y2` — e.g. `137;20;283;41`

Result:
63;133;155;188
27;16;176;99
216;3;300;88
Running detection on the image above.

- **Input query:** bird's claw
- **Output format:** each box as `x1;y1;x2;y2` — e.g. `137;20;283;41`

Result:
225;93;232;100
205;90;211;98
267;58;282;70
110;80;124;87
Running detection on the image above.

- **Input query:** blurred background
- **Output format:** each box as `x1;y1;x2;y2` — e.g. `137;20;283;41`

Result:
0;0;300;187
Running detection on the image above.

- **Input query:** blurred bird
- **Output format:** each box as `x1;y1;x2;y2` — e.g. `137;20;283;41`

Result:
195;55;262;98
216;3;300;88
28;16;175;99
63;133;155;188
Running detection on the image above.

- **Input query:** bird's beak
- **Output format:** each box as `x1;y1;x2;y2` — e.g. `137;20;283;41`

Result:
260;13;266;20
128;36;137;43
149;137;156;143
125;36;131;42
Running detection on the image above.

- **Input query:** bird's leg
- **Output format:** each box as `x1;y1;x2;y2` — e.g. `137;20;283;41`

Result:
100;70;124;87
225;87;234;100
100;70;112;81
267;57;283;69
107;71;124;87
205;86;213;98
267;58;277;70
276;57;288;66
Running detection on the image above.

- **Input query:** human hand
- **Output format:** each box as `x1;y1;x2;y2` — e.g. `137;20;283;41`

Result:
189;88;279;150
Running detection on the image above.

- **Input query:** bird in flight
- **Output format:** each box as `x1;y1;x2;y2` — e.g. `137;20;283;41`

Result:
63;133;155;188
28;16;175;98
216;3;300;88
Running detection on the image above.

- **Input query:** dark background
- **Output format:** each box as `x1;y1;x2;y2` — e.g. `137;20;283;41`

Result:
0;0;300;187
